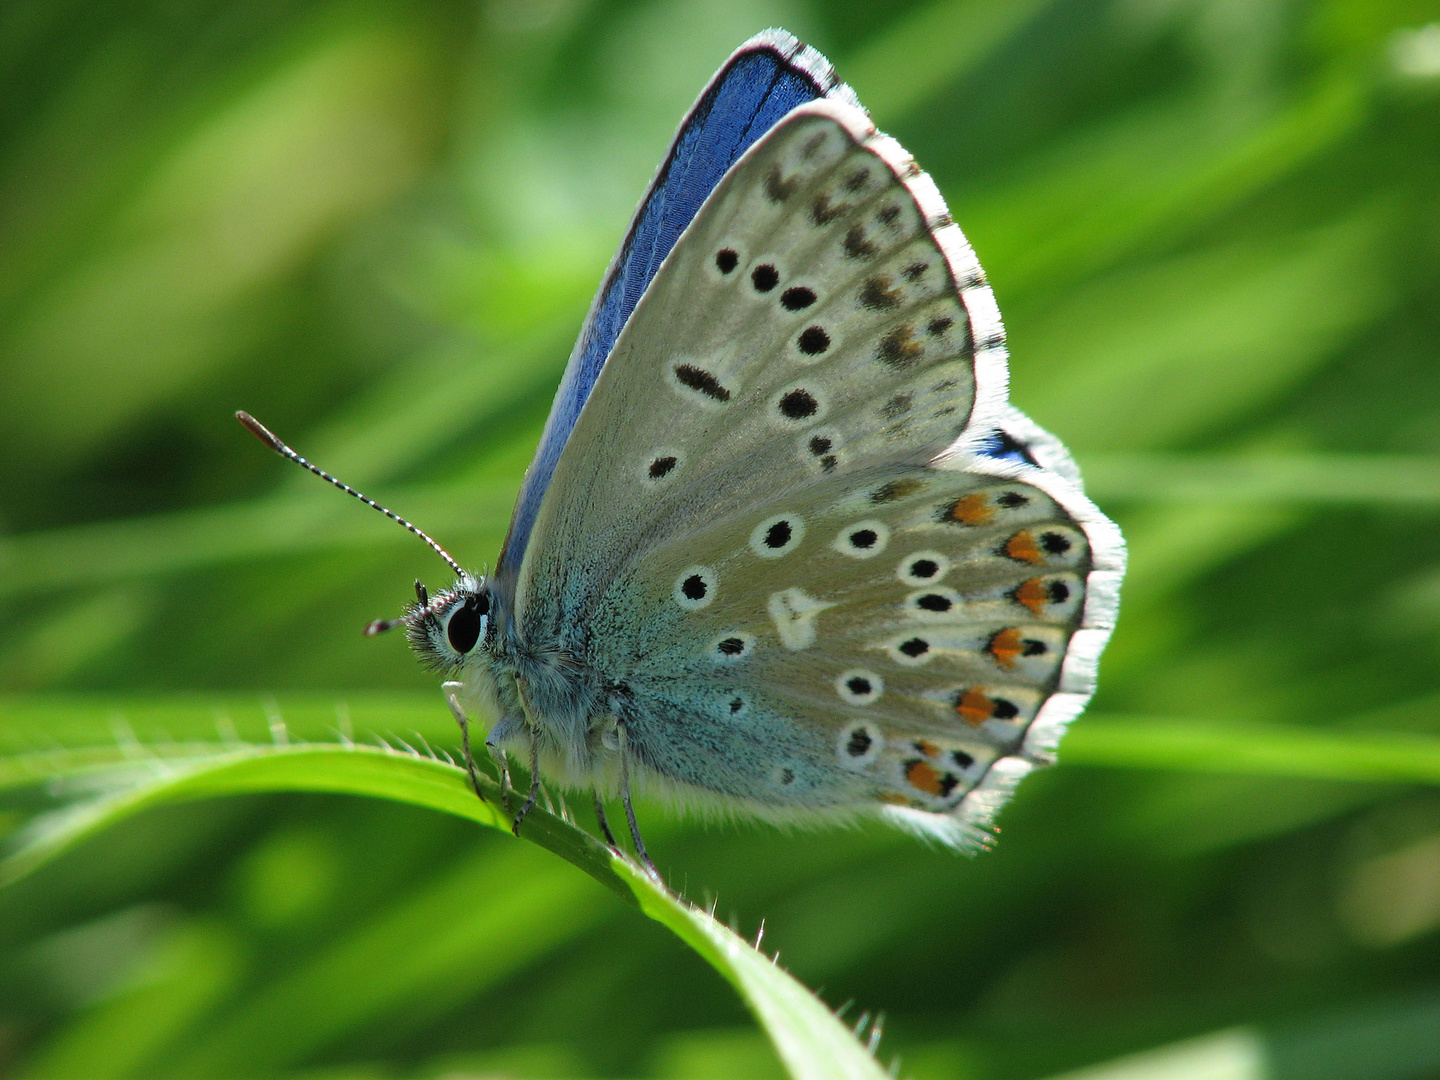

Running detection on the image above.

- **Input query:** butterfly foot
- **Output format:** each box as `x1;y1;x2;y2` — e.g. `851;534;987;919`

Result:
623;794;660;880
485;713;528;815
612;721;661;879
509;728;542;836
592;794;620;848
443;681;489;805
511;774;540;835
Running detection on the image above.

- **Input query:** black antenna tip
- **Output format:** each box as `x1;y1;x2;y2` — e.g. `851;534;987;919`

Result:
236;410;285;454
234;411;467;579
365;618;402;637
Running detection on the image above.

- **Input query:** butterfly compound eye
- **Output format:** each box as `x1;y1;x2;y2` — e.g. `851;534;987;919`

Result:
445;594;486;655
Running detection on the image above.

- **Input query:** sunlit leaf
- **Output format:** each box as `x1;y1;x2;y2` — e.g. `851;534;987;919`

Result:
2;738;888;1080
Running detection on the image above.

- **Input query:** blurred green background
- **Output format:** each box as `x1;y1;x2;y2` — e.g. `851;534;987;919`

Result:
4;0;1440;1077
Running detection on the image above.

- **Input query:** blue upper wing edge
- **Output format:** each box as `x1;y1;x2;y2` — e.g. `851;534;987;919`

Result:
495;29;863;583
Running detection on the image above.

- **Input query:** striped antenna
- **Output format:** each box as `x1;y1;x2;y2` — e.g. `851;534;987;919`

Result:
236;411;465;578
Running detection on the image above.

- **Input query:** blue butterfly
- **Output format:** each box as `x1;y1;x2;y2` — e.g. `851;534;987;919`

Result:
242;30;1124;870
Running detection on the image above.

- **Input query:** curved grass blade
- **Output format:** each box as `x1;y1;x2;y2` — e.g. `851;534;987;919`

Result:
0;741;889;1080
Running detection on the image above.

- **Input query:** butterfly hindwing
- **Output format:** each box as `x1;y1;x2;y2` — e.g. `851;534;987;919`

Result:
590;458;1121;842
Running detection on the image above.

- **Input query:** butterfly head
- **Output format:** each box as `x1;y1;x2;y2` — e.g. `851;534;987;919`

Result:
395;575;493;673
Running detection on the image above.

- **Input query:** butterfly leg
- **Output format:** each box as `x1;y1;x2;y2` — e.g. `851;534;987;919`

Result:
593;794;620;848
442;681;488;804
485;712;526;816
511;728;542;836
615;723;658;877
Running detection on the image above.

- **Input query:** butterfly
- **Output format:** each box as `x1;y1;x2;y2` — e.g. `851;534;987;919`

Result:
241;29;1124;869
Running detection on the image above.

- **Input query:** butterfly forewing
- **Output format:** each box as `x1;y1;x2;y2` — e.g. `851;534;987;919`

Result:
497;32;857;581
518;102;1003;637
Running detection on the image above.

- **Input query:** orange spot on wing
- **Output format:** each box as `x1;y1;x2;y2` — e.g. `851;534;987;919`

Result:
949;494;992;525
956;689;994;726
906;759;944;796
1004;530;1043;563
988;628;1024;668
1013;577;1049;615
914;739;940;758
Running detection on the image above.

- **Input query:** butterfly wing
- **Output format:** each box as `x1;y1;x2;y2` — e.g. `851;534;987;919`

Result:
516;101;1010;631
513;100;1124;843
594;457;1123;845
496;30;859;587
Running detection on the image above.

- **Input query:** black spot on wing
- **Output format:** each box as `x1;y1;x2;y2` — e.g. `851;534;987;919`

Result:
811;194;844;225
781;286;816;310
778;389;818;419
876;326;923;369
764;520;792;548
1041;532;1072;555
798;326;830;355
764;166;798;203
859;276;902;310
843;225;878;259
674;365;730;402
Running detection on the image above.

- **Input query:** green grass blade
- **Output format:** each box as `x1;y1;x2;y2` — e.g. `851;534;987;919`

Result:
1080;453;1440;504
161;842;612;1077
2;745;620;896
0;692;467;755
1;740;889;1080
614;858;889;1080
1067;717;1440;783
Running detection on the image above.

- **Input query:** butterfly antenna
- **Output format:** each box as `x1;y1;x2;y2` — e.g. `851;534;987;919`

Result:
236;411;465;579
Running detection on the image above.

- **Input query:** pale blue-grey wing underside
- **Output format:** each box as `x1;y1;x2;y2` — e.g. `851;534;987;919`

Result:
494;30;860;591
513;100;1124;844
